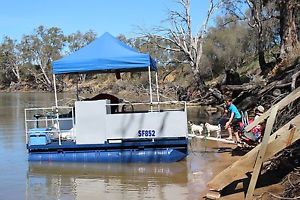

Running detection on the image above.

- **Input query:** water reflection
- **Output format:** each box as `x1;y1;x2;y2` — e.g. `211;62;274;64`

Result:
26;162;188;200
186;106;222;125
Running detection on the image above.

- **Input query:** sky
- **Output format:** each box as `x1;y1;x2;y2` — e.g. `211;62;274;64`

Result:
0;0;214;41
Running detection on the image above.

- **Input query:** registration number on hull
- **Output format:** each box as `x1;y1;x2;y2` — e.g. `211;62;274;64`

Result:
138;130;156;137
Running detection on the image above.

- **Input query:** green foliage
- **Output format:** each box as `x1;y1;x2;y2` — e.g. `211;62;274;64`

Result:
16;26;67;88
0;26;99;90
0;36;20;85
67;30;97;53
202;16;256;76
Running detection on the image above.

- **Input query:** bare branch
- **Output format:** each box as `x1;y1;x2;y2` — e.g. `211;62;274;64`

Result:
139;0;220;89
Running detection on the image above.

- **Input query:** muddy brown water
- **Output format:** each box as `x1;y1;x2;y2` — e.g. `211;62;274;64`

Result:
0;92;233;200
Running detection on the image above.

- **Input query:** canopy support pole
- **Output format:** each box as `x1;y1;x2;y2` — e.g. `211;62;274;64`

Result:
52;74;61;145
155;71;160;110
76;74;79;101
148;66;153;111
53;74;58;108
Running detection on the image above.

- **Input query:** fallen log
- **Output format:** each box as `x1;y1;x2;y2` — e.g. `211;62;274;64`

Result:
246;86;300;132
221;83;261;91
291;70;300;90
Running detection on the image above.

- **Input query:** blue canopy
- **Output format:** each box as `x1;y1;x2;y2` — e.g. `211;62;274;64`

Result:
52;32;156;74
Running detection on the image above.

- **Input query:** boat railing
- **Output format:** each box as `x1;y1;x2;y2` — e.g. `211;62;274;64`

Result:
25;106;75;145
106;101;187;113
25;101;186;145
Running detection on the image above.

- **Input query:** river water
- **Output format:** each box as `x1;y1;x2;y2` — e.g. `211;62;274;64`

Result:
0;92;226;200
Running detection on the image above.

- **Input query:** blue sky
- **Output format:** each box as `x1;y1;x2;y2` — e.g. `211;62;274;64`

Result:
0;0;214;41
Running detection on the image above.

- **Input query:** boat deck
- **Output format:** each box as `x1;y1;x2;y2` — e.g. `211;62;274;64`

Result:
28;137;188;152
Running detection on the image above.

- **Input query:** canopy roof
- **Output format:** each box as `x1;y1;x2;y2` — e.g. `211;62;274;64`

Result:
52;32;156;74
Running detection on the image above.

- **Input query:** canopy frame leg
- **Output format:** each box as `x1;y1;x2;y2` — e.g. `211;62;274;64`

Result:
52;74;61;145
155;71;160;110
148;66;153;111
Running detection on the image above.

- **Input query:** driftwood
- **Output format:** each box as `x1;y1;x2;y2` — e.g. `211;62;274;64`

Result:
258;80;291;96
187;88;224;105
182;59;300;116
221;79;290;97
221;82;261;91
291;70;300;90
220;62;300;111
246;86;300;131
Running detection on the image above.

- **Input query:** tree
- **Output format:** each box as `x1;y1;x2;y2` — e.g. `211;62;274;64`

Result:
278;0;299;58
17;26;66;89
222;0;279;73
67;30;96;83
203;16;256;76
222;0;300;74
0;36;21;84
67;30;96;52
142;0;221;92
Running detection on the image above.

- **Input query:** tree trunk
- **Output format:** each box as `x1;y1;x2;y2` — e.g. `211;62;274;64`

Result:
279;0;299;58
193;62;207;93
248;0;270;74
11;66;21;83
258;40;268;73
256;2;269;74
40;63;52;87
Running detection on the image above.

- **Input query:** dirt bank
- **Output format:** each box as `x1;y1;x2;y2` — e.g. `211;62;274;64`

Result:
189;138;289;200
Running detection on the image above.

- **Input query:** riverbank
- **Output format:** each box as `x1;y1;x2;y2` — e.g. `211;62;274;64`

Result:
192;137;296;200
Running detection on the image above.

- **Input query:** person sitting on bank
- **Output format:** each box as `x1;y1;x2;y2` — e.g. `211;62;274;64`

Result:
224;97;242;142
253;105;265;142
